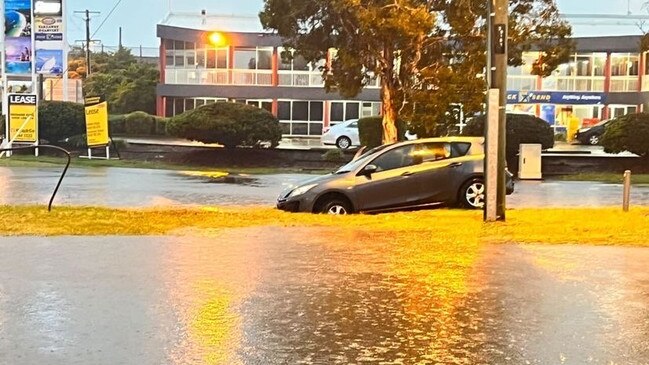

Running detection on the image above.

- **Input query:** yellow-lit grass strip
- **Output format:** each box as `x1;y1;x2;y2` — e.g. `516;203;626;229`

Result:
1;205;648;246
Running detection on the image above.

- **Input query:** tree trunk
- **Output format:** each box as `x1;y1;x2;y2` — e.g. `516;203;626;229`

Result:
380;44;398;145
381;82;398;144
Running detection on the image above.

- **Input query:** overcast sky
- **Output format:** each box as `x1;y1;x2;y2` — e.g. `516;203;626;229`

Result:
65;0;649;48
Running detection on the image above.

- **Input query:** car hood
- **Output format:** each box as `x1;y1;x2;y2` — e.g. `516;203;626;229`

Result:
279;173;342;198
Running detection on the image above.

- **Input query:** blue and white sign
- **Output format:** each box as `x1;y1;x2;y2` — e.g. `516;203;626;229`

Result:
35;49;63;75
507;91;607;105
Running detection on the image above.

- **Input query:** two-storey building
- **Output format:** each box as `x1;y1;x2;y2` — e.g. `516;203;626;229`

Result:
156;12;649;138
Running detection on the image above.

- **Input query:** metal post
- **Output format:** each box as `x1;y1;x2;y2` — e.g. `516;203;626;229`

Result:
623;170;631;212
85;10;91;76
494;0;508;220
485;89;500;222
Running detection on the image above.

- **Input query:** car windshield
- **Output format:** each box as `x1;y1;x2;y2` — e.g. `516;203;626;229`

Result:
335;144;393;174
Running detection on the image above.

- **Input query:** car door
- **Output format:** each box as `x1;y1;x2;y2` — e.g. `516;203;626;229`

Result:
416;142;472;203
352;144;423;211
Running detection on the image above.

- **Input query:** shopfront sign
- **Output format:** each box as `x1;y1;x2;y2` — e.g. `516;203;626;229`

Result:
507;91;607;105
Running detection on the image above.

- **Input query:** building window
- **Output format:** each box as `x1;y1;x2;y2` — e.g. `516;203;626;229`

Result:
277;100;325;136
330;101;361;123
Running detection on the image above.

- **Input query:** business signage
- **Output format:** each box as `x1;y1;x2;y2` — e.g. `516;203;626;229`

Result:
4;0;34;75
8;94;38;143
507;91;607;105
85;96;110;147
35;49;64;75
34;0;64;43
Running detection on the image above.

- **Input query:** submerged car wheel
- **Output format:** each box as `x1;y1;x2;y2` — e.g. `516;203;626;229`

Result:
588;135;600;145
460;179;485;209
336;136;352;149
320;199;352;215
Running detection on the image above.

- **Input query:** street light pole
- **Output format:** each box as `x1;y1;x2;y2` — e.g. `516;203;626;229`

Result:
485;0;508;221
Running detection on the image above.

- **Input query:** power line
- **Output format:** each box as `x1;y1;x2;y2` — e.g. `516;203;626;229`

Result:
91;0;125;39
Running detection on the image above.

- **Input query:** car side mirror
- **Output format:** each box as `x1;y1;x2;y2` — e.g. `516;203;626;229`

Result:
361;164;378;177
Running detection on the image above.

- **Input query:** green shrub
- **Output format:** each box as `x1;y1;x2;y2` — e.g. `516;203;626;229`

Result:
109;114;126;134
38;101;86;144
601;113;649;157
154;116;169;136
167;102;282;148
124;111;156;135
322;149;346;163
358;116;407;149
462;113;554;169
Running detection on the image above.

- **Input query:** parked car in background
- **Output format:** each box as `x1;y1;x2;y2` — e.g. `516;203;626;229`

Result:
277;137;515;214
575;119;611;145
322;119;418;149
321;119;360;149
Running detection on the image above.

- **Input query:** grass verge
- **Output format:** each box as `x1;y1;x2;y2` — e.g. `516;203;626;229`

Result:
553;173;649;184
0;155;329;175
1;206;648;246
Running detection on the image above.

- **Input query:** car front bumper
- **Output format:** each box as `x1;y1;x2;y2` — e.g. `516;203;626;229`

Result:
276;194;318;213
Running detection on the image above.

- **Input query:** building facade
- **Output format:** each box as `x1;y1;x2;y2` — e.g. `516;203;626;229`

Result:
157;14;649;138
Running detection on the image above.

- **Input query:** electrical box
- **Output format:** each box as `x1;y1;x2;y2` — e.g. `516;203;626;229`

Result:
519;144;542;180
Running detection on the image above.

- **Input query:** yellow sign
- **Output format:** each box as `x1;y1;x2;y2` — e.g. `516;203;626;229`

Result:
8;94;38;143
85;101;110;147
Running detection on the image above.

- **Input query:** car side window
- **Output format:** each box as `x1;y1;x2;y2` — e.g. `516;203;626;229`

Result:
371;145;418;172
348;122;358;128
451;142;471;157
418;143;452;162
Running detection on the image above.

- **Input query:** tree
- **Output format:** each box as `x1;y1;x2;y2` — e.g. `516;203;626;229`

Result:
260;0;572;143
71;48;159;115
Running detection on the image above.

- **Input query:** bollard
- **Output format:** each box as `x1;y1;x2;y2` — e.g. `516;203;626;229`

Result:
623;170;631;212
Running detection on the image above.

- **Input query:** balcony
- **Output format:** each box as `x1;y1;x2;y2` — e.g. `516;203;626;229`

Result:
543;76;605;92
610;76;639;92
278;71;325;87
164;68;273;86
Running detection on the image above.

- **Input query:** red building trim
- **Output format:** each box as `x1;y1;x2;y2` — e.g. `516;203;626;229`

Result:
157;38;167;116
602;52;612;120
272;47;279;87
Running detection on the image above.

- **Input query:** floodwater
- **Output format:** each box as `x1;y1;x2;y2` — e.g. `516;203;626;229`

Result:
1;166;648;208
0;228;648;364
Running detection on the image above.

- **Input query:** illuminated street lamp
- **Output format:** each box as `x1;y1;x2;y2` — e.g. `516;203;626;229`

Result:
208;32;226;47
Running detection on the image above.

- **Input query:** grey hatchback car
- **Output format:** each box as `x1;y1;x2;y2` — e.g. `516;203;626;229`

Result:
277;137;514;214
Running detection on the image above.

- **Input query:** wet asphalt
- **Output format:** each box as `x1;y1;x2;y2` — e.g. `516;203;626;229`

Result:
0;228;648;364
1;166;648;208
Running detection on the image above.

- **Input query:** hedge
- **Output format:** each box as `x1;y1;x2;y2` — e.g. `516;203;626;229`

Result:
358;116;408;149
38;101;86;144
601;112;649;157
167;102;282;148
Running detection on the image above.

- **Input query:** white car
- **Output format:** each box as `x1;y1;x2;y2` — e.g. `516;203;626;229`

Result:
321;119;361;149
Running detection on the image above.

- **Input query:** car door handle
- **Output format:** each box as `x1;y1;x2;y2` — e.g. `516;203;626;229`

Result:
449;162;463;168
401;171;414;177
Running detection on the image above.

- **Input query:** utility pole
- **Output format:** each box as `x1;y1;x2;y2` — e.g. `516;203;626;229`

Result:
119;27;123;49
74;10;100;77
485;0;508;222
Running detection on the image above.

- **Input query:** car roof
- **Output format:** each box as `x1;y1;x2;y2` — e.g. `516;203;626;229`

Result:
406;136;485;144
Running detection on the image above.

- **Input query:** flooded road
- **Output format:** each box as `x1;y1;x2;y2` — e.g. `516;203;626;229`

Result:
1;166;649;208
1;228;648;364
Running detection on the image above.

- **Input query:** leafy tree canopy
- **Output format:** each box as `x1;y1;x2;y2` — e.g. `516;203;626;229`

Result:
260;0;573;142
69;47;158;115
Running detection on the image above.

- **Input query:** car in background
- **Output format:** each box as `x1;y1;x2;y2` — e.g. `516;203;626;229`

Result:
321;119;360;149
574;119;611;145
277;137;514;214
321;119;418;149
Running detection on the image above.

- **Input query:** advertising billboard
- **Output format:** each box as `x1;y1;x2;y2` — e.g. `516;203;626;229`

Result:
35;49;63;75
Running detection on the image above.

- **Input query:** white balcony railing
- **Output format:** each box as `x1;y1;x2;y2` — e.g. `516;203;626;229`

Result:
610;76;639;92
278;71;325;87
165;68;273;86
543;76;606;92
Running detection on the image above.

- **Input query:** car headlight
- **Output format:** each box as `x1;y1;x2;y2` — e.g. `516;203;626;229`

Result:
288;184;317;198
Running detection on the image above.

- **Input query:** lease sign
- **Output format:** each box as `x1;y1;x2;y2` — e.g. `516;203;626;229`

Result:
8;94;38;143
85;99;109;147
